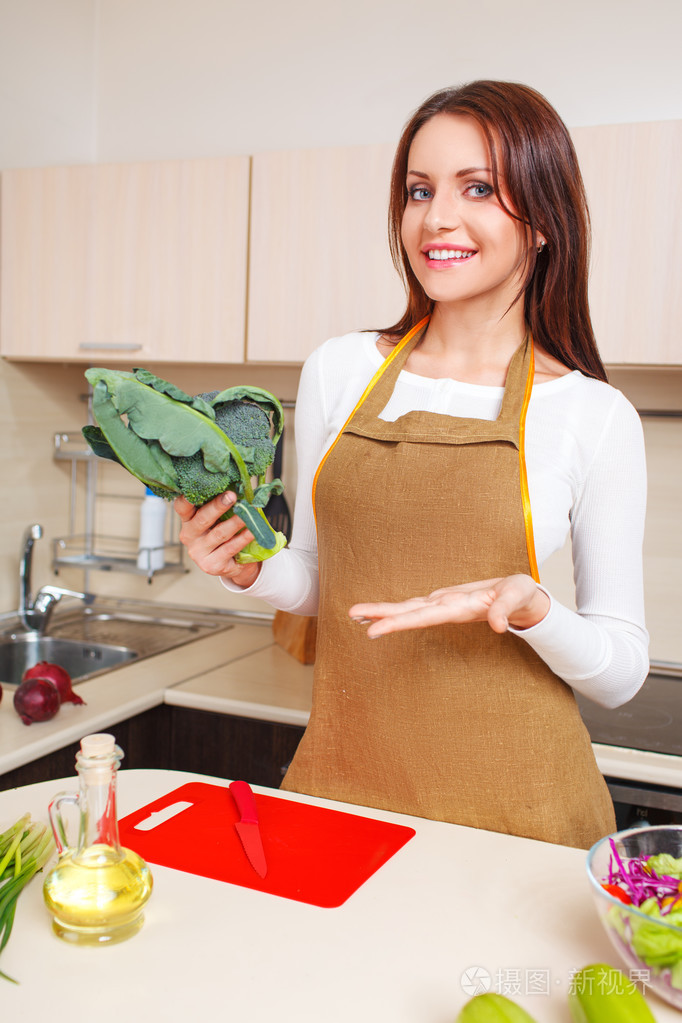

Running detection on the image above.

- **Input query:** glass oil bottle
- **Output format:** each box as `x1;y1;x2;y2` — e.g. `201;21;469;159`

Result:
43;733;153;945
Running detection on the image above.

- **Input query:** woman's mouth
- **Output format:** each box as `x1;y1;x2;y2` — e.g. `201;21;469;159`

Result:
424;247;476;266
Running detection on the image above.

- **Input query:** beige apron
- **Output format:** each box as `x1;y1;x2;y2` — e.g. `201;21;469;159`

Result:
282;321;616;849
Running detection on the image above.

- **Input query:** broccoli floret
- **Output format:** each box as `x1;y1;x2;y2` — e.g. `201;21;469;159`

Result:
204;395;275;482
172;451;240;506
145;482;182;501
171;395;274;507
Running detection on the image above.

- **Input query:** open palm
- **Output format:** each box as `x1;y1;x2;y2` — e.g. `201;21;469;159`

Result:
349;574;549;638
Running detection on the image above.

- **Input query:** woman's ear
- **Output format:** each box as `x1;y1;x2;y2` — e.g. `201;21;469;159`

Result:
536;235;547;253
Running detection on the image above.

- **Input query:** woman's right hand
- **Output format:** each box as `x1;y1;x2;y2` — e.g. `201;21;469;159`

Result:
174;492;262;589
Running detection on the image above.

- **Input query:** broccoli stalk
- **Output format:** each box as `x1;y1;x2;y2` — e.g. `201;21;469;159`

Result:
82;368;287;564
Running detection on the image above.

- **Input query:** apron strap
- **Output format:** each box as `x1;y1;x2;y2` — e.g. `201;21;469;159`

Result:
312;318;539;579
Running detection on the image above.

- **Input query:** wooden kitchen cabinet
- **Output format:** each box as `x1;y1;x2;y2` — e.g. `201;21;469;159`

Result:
1;157;250;363
246;142;406;363
4;121;678;369
248;123;682;366
571;119;682;365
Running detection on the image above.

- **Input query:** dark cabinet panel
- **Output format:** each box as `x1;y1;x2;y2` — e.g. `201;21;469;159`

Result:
0;740;83;791
0;704;303;793
169;707;304;789
0;705;172;792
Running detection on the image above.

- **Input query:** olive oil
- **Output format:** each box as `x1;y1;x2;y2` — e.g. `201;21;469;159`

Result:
44;844;153;945
43;733;153;945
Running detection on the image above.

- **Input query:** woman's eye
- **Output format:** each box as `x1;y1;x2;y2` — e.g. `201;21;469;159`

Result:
465;182;493;199
407;185;432;201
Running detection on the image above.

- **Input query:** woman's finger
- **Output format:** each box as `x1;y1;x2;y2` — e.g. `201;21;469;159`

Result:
171;491;262;589
173;495;197;521
192;521;253;567
351;586;498;636
349;597;426;620
363;602;458;637
180;492;237;533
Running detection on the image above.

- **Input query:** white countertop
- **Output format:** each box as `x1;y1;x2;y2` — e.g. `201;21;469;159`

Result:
2;623;681;789
0;624;276;776
1;768;680;1023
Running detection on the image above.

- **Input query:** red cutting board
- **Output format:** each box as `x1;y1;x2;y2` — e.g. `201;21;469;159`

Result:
118;782;416;908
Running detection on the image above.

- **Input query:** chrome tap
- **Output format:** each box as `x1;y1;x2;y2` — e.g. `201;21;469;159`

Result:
19;524;92;633
19;524;43;629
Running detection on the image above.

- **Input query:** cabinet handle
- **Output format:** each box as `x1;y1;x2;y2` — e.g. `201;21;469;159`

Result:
78;342;143;351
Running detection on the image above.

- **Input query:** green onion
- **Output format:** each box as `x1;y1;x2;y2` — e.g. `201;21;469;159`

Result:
0;814;55;983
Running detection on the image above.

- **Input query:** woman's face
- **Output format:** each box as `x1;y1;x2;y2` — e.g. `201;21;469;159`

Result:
401;113;534;314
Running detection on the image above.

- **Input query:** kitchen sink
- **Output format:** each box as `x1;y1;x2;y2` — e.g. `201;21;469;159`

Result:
0;634;138;687
0;597;269;688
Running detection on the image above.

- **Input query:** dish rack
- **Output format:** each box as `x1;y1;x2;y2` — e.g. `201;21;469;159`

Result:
52;432;186;581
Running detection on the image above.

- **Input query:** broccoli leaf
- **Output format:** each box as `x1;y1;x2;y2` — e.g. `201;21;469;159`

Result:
133;368;215;418
85;368;250;477
231;501;280;549
81;425;122;465
81;425;178;497
251;480;283;509
88;380;180;491
83;367;287;566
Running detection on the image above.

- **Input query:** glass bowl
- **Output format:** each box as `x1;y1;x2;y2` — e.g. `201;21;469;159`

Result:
586;825;682;1010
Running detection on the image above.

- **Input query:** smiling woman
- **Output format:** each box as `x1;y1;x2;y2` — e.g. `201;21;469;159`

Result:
400;115;531;325
382;80;604;381
176;80;648;850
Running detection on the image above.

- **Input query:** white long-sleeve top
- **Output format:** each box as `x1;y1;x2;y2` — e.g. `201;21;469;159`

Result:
225;331;649;709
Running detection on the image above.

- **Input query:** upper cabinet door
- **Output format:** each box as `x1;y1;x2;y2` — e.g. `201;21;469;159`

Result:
246;143;406;364
1;157;250;363
571;120;682;366
1;166;91;359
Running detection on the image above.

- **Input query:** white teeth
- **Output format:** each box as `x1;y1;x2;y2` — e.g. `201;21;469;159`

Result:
427;249;473;260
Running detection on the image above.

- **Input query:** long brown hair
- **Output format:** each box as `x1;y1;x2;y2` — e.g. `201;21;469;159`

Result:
381;80;607;382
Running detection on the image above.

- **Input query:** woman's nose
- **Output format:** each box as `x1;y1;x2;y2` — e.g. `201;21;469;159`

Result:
423;192;459;232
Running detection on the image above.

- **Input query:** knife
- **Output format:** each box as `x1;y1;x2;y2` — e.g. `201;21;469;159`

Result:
228;780;268;878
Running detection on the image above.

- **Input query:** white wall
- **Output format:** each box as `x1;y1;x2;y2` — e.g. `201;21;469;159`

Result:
1;0;681;168
94;0;682;160
0;0;97;167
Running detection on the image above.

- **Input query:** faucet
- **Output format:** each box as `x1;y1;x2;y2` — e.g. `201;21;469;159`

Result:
19;524;43;628
19;523;93;633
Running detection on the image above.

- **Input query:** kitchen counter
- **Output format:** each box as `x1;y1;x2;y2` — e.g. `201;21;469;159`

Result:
2;619;682;790
2;768;680;1023
0;623;277;776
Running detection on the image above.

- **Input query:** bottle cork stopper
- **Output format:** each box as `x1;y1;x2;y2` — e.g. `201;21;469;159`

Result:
80;733;116;757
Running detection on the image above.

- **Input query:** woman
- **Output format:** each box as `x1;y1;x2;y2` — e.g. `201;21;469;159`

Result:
176;81;648;849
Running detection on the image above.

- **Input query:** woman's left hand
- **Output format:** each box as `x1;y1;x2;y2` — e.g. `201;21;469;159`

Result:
349;574;550;638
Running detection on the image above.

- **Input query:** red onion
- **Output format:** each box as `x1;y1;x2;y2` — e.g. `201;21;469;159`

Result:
22;660;85;706
13;677;61;725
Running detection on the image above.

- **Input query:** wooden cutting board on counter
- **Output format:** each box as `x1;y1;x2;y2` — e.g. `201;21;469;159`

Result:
272;610;317;664
118;781;415;908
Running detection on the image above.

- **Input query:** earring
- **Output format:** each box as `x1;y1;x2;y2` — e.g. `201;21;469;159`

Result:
537;240;546;253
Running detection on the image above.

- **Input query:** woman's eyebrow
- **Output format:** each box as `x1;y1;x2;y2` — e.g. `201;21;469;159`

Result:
406;166;492;178
456;166;492;177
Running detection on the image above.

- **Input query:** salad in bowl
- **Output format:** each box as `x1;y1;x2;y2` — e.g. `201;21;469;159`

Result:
586;824;682;1010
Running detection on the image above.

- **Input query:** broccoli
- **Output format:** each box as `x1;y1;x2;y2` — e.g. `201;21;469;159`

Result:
171;398;275;506
203;394;276;479
82;368;286;564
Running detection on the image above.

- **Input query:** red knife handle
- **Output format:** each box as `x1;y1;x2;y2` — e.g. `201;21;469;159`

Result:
229;780;259;824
